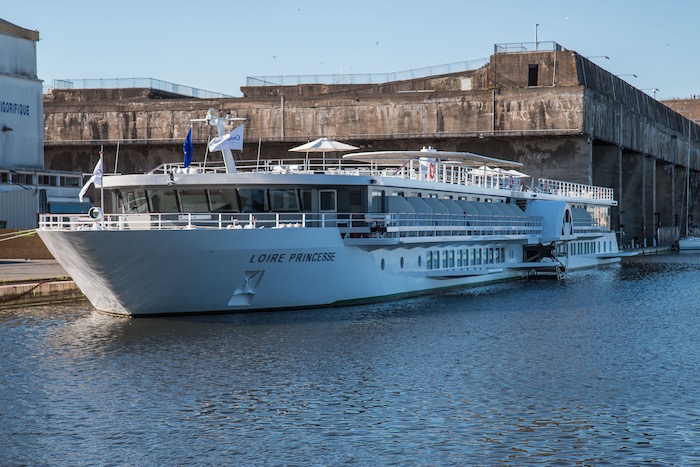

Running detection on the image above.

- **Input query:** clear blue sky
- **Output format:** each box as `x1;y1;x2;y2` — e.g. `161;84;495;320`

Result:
6;0;698;99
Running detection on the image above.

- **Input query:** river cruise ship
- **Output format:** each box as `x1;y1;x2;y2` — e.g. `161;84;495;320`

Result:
39;111;623;316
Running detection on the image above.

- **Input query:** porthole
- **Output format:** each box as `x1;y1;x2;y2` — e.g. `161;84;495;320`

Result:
418;256;422;268
400;257;405;269
381;258;385;270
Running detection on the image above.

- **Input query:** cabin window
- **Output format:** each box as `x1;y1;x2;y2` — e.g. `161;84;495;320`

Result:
370;190;384;213
349;189;363;212
442;251;448;269
269;188;300;212
148;189;179;213
209;189;240;213
319;190;337;212
239;188;269;212
179;189;209;212
426;251;433;270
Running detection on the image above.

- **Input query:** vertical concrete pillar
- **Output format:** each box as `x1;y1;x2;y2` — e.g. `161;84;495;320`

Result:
620;150;644;247
592;144;620;235
656;162;674;230
280;95;285;139
691;171;700;234
672;165;676;226
587;137;593;186
642;155;647;245
618;145;623;245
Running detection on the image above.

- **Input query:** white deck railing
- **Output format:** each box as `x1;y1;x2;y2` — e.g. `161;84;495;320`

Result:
39;212;544;240
538;178;614;201
145;160;615;203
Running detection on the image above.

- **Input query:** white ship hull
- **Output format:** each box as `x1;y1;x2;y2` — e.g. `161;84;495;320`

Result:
39;123;623;316
39;227;619;316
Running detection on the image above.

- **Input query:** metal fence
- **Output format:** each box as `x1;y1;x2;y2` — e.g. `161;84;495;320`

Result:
246;58;489;87
494;41;566;54
51;78;232;99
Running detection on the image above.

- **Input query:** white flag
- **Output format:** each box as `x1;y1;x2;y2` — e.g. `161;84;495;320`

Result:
79;158;103;203
208;125;244;152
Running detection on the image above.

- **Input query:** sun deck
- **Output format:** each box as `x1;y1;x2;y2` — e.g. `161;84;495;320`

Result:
146;156;615;203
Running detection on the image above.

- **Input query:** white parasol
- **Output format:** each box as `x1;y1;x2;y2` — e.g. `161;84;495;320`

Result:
289;137;358;169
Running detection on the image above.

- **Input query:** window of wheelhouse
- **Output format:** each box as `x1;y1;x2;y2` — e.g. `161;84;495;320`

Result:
239;188;269;212
269;188;300;212
209;189;240;212
300;189;313;212
319;189;337;212
179;189;209;212
120;190;148;213
148;189;179;212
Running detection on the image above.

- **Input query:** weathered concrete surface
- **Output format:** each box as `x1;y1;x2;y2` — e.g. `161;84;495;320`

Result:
42;49;700;247
663;98;700;124
0;229;53;259
0;259;81;308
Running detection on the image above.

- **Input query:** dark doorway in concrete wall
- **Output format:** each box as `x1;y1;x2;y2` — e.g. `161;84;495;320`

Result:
528;65;538;87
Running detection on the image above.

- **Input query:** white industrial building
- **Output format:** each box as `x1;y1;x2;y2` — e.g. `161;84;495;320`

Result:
0;19;83;229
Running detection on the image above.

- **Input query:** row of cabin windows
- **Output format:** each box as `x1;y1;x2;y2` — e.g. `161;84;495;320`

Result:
0;172;81;187
119;188;338;214
556;240;614;256
426;247;507;270
375;189;504;203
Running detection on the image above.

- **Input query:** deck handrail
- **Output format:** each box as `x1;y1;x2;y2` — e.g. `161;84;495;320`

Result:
39;211;545;240
138;159;615;202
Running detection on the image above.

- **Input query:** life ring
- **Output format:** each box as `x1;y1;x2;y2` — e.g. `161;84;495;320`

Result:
428;162;435;180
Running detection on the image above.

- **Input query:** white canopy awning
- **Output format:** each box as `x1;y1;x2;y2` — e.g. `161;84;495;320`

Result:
343;149;522;168
289;137;358;153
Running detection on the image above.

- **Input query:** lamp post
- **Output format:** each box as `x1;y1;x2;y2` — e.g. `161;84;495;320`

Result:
534;24;539;51
643;88;660;99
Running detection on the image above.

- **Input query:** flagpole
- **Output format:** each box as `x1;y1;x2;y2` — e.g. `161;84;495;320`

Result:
114;141;120;174
203;136;211;168
100;146;104;228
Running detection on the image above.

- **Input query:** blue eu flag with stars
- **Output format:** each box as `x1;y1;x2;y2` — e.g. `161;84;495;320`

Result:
183;128;193;168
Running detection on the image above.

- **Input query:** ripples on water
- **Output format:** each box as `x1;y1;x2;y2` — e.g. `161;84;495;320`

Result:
2;253;700;465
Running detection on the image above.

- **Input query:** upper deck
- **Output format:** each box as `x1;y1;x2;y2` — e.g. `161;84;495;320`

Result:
142;152;615;204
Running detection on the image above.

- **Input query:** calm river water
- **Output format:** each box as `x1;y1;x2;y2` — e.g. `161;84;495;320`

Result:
2;253;700;465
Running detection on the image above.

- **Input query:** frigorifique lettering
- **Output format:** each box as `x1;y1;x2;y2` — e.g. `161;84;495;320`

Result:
0;101;30;116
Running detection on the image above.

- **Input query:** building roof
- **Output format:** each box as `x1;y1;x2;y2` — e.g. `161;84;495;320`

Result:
0;18;39;42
